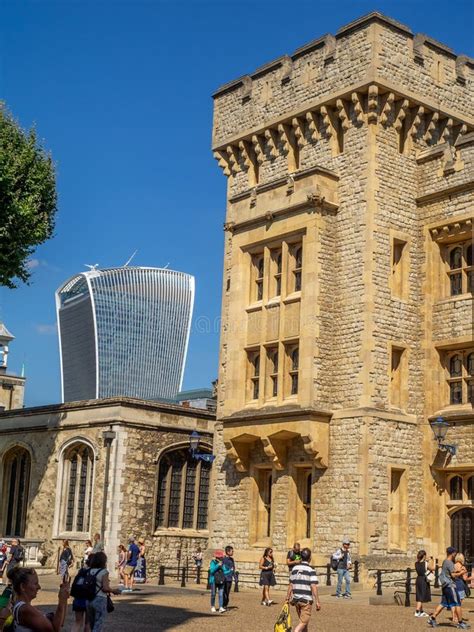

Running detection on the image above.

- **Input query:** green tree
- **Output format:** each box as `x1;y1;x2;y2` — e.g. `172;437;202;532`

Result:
0;105;57;288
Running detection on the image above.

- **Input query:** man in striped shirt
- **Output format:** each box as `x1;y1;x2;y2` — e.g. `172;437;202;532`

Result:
286;547;321;632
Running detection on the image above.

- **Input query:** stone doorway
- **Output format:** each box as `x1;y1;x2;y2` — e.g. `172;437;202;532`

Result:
451;508;474;561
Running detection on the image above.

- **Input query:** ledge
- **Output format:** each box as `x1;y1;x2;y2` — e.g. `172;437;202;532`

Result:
428;407;474;423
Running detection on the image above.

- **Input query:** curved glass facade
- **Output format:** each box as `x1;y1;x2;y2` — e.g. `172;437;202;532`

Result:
56;267;194;402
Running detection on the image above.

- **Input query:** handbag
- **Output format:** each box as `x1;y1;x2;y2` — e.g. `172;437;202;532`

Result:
274;602;292;632
106;594;115;613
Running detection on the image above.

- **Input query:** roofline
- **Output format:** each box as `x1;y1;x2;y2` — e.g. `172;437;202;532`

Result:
0;396;216;421
212;11;471;99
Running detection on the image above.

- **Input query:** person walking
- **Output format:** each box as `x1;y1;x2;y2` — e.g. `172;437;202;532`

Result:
192;547;203;583
332;538;352;599
71;555;92;632
83;541;93;568
7;566;69;631
134;539;146;584
259;547;276;606
222;546;235;609
58;540;74;580
453;553;472;626
414;550;434;617
6;539;24;577
428;547;466;629
286;547;321;632
209;550;226;613
0;543;7;586
116;545;127;585
91;534;103;555
122;537;139;593
86;552;118;632
286;543;301;571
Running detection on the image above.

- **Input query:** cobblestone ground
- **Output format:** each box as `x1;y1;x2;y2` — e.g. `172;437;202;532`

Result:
31;576;473;631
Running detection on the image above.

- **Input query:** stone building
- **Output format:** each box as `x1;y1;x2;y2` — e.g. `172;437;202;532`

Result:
209;12;473;579
0;322;25;411
0;397;214;573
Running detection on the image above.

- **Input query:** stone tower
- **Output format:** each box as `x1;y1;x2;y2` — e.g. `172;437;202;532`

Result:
209;12;473;578
0;322;26;410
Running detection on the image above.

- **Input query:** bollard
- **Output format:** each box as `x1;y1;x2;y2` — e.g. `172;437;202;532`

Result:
404;568;411;607
206;570;211;590
376;570;382;596
181;566;186;588
326;563;332;586
354;560;359;583
434;560;439;588
196;565;201;584
158;565;165;586
234;570;239;593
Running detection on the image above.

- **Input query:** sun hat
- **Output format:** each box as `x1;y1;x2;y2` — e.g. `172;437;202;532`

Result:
342;538;351;545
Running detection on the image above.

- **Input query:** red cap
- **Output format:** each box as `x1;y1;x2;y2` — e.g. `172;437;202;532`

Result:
214;549;225;558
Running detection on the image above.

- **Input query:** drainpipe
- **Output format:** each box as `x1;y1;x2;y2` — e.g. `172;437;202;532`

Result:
100;429;116;544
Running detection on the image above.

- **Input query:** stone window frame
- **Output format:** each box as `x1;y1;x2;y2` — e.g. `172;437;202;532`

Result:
251;253;265;303
387;465;408;552
153;442;213;535
445;348;474;406
53;437;97;539
269;248;283;299
445;240;473;298
389;230;411;301
246;348;261;401
0;444;31;538
265;345;279;400
284;342;299;398
388;343;409;410
250;465;273;546
446;472;474;506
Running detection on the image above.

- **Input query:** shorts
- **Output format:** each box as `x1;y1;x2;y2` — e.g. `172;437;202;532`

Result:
295;601;313;625
441;585;461;608
72;598;88;612
123;565;136;576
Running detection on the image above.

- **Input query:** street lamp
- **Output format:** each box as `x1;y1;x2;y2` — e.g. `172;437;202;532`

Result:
189;430;215;463
430;416;457;456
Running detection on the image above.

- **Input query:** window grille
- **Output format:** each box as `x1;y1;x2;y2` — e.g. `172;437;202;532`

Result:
3;448;31;537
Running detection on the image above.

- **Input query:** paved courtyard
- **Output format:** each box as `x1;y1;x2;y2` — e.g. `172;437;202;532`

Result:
29;575;473;631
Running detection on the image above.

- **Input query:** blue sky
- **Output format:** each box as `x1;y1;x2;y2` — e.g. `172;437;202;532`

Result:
1;0;473;406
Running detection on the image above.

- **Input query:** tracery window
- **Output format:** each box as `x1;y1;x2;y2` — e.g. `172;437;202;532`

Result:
155;447;211;531
447;242;473;296
61;443;94;533
446;349;474;405
450;476;463;501
2;447;31;537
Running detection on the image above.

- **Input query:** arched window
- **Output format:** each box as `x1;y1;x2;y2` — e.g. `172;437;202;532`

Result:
468;476;474;501
2;447;31;537
155;447;212;531
61;443;94;533
450;476;463;501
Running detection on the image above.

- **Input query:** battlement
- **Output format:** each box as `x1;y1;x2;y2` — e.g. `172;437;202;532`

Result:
212;12;474;152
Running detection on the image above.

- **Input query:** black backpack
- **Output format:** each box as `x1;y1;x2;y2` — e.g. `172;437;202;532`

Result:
213;567;225;585
14;547;24;562
70;568;98;600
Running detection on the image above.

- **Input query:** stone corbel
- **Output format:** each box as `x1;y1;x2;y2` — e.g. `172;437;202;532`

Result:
441;118;454;143
241;75;253;101
305;111;319;142
239;140;258;185
413;33;426;63
409;105;425;139
213;150;231;177
261;436;287;470
367;85;378;124
226;145;241;174
336;99;350;132
324;34;336;63
301;434;328;469
279;55;293;84
455;55;468;84
224;439;250;472
252;134;266;167
319;106;334;139
223;221;236;233
278;123;299;170
291;117;306;149
351;92;364;125
424;112;439;144
380;92;395;126
264;128;279;160
394;99;410;132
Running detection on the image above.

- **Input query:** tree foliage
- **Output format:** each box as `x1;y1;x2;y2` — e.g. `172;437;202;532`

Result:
0;105;57;288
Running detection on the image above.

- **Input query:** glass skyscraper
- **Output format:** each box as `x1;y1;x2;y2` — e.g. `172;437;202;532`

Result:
56;267;194;402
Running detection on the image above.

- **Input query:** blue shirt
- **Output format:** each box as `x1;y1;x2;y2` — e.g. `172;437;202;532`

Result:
128;543;140;567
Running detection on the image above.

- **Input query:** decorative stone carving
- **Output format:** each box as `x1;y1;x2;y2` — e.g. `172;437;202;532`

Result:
226;145;240;174
223;439;250;472
442;118;453;143
213;150;231;177
380;92;395;126
351;92;364;125
424;111;439;143
336;99;349;132
410;105;425;138
319;106;333;138
223;221;236;233
261;436;287;470
394;99;410;132
252;134;266;166
305;111;319;142
292;117;306;149
367;85;378;124
265;128;279;160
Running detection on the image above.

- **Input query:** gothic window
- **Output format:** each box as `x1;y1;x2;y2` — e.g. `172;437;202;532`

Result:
292;245;303;292
252;254;264;302
2;447;31;537
450;476;463;501
61;443;94;533
447;242;473;296
248;351;260;400
267;347;279;398
271;250;282;297
446;350;474;405
155;447;212;531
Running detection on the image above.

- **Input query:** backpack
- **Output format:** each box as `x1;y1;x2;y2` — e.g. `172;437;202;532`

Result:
70;568;98;600
14;547;24;562
213;567;225;586
330;554;339;571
